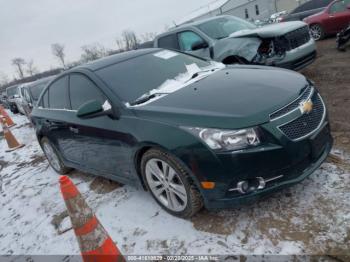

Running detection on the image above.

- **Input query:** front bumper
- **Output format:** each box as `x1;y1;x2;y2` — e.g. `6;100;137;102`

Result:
274;38;317;71
193;87;333;210
203;125;332;209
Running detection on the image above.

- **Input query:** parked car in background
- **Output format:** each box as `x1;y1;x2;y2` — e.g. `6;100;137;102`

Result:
304;0;350;40
337;23;350;50
32;49;332;217
6;85;20;114
0;92;10;109
281;0;334;22
19;76;54;116
153;15;316;71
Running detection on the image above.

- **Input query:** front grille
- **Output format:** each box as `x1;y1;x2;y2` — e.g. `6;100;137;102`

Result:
270;85;313;120
284;26;311;50
279;93;325;140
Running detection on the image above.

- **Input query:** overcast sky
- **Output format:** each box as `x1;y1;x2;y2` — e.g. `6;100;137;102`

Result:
0;0;215;79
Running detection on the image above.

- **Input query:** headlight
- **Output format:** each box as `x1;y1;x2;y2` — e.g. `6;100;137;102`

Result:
183;127;261;151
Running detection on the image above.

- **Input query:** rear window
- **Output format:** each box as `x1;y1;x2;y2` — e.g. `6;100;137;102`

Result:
30;81;49;101
157;34;180;50
292;0;332;13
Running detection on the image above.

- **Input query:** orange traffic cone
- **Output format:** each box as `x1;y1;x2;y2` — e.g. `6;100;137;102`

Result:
1;117;24;152
0;105;16;128
59;176;124;262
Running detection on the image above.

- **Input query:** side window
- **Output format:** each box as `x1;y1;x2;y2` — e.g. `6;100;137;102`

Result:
330;1;347;13
178;31;205;51
48;76;69;109
69;74;106;110
157;34;180;50
245;9;249;19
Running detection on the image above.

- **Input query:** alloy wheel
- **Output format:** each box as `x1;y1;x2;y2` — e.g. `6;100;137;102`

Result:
42;142;61;171
145;158;188;212
310;25;322;41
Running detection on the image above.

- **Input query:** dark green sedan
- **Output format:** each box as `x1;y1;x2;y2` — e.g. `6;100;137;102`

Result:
31;49;333;218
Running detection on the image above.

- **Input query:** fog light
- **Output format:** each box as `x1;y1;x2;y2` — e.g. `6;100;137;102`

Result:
237;181;249;194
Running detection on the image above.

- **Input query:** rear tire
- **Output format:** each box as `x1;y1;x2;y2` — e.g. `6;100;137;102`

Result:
40;137;71;174
141;149;203;218
310;24;324;41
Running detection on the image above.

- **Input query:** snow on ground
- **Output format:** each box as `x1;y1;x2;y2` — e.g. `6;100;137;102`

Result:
0;112;350;259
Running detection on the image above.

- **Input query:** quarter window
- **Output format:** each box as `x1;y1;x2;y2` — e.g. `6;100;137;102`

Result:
178;31;205;51
157;34;180;50
48;76;69;109
69;74;106;110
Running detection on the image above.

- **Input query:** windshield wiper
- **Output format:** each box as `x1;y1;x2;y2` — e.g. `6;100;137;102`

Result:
129;93;168;106
184;68;220;83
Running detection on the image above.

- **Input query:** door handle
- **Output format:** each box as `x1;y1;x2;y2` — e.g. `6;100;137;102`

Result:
69;126;79;134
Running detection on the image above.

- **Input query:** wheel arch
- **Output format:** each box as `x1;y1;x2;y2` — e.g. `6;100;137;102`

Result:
133;144;203;192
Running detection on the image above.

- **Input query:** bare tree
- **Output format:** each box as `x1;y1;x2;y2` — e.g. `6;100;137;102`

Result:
122;30;139;51
26;59;39;76
80;43;107;63
12;58;26;79
115;37;125;51
51;43;66;68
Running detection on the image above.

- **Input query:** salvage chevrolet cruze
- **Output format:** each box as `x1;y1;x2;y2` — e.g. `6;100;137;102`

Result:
32;49;333;218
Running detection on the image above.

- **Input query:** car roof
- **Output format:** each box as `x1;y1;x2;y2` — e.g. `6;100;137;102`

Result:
26;76;56;88
156;15;233;38
77;48;160;72
170;15;232;31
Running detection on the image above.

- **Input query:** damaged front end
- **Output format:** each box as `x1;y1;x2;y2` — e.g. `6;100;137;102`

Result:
217;24;314;70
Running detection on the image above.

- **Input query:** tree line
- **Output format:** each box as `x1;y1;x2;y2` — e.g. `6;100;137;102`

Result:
0;29;157;90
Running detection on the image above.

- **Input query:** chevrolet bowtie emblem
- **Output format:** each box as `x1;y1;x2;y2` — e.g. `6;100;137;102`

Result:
300;100;313;114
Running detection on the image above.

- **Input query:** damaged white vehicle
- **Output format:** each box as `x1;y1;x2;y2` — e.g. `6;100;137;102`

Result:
154;15;316;71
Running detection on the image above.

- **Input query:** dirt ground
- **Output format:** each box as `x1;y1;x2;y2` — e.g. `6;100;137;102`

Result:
0;38;350;261
301;38;350;153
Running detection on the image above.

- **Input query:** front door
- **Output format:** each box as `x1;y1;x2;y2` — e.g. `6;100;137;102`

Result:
66;73;135;181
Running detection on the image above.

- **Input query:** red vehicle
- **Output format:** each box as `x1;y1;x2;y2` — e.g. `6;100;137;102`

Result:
304;0;350;40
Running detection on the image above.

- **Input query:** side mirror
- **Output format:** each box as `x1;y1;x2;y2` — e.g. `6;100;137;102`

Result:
191;40;209;51
77;100;116;119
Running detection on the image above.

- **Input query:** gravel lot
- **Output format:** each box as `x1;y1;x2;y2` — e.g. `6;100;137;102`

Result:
0;38;349;261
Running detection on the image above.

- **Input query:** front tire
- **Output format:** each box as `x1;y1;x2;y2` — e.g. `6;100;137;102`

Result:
141;149;203;218
40;137;71;174
310;24;324;41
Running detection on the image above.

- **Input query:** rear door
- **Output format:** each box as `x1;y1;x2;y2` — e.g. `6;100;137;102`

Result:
326;0;350;33
39;76;72;162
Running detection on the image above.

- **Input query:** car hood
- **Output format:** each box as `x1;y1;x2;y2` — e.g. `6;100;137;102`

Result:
229;21;307;38
131;66;308;129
